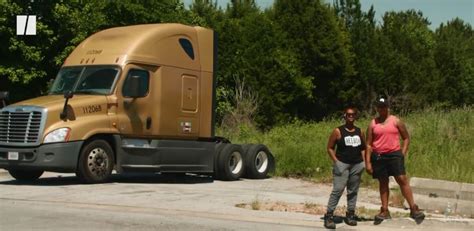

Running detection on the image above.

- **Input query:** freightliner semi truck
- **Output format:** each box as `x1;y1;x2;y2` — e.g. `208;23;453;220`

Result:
0;23;274;183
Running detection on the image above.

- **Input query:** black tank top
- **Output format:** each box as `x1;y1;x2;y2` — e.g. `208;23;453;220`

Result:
335;125;365;164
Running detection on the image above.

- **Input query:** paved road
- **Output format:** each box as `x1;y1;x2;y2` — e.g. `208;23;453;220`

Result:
0;172;472;230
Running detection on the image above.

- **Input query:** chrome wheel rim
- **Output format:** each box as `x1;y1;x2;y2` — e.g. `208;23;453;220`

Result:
87;148;109;178
255;151;269;173
229;151;243;174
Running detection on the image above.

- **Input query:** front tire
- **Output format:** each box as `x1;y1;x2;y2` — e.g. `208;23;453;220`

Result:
8;169;43;182
76;139;115;183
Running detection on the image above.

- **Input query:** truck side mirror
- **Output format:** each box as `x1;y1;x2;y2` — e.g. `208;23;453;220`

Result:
64;90;74;99
60;91;74;120
0;91;9;101
0;91;9;108
127;75;142;98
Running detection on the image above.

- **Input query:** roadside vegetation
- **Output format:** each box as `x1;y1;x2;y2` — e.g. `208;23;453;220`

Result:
218;106;474;184
1;1;471;183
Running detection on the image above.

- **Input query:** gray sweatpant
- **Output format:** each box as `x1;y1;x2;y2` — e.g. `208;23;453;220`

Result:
327;160;365;212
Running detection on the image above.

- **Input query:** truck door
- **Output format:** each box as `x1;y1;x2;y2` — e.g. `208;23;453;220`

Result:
117;64;157;136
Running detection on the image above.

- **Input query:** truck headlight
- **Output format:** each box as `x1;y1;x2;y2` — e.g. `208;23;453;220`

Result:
44;128;71;143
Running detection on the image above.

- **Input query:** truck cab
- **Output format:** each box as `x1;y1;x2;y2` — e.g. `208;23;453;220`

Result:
0;24;273;183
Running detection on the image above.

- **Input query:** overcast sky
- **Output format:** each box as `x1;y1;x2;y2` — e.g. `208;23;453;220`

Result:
182;0;473;29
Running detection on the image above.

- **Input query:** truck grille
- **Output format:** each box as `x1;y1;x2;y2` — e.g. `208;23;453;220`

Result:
0;110;44;145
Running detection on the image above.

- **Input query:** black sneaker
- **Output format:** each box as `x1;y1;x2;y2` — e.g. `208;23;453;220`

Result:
344;210;357;226
324;212;336;229
374;207;391;225
410;204;425;224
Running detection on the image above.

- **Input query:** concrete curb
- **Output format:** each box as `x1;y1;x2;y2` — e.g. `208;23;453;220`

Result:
0;169;8;176
412;194;474;217
410;177;474;201
409;177;474;217
388;177;473;217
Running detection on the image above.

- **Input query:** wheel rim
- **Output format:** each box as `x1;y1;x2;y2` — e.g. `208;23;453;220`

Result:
87;147;109;179
229;151;243;174
255;151;269;173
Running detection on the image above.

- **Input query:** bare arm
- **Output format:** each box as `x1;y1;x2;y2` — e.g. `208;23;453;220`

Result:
327;128;340;164
396;117;410;156
365;123;373;174
360;130;367;163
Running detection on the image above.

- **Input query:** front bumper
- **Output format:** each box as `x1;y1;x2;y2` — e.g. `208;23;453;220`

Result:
0;141;83;172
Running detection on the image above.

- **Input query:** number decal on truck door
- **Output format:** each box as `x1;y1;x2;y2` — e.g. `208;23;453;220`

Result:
83;105;102;114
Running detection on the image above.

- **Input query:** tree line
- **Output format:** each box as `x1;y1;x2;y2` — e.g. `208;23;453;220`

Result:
0;0;472;128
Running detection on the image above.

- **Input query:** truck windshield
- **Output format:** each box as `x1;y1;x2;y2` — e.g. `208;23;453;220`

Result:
49;66;120;95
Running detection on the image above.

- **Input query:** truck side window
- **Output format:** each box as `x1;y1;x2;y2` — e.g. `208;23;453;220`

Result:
179;38;194;60
122;69;149;98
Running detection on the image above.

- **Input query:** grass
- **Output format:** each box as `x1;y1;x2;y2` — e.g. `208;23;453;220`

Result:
251;196;261;210
218;106;474;183
389;188;406;208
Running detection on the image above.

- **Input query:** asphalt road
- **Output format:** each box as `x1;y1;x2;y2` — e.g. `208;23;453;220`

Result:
0;172;472;230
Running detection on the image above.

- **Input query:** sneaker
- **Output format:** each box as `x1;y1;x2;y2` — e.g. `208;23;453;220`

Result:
324;212;336;229
344;210;357;226
410;204;425;224
374;207;391;225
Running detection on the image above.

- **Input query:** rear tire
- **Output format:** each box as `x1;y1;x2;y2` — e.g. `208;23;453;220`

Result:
8;169;43;181
243;144;274;179
213;142;227;179
216;144;244;181
76;139;115;183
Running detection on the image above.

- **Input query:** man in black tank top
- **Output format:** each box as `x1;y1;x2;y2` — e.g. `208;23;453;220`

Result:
323;107;366;229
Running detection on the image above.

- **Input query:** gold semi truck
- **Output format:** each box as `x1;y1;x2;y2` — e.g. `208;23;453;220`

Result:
0;23;274;183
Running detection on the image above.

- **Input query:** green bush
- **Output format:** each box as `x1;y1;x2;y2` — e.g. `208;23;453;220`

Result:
219;107;473;183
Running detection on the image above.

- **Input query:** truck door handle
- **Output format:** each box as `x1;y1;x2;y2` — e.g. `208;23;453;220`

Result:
146;117;152;129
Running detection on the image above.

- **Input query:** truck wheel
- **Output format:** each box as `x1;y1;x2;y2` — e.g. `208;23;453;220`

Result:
213;142;227;179
8;169;43;181
243;144;274;179
217;144;244;181
77;139;115;183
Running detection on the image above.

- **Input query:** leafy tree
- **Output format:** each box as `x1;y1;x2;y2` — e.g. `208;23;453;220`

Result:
272;0;354;119
190;0;225;27
0;0;55;101
212;0;313;126
376;10;439;111
334;0;382;112
435;18;474;106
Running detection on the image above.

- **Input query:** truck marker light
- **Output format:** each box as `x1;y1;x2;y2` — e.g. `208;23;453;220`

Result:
181;122;192;133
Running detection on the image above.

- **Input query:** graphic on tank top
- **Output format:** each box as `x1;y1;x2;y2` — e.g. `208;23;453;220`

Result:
344;136;361;147
336;126;365;164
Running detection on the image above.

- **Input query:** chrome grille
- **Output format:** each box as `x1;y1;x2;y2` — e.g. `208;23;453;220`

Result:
0;108;45;145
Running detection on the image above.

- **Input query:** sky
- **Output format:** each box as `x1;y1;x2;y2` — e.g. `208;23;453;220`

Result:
182;0;473;29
